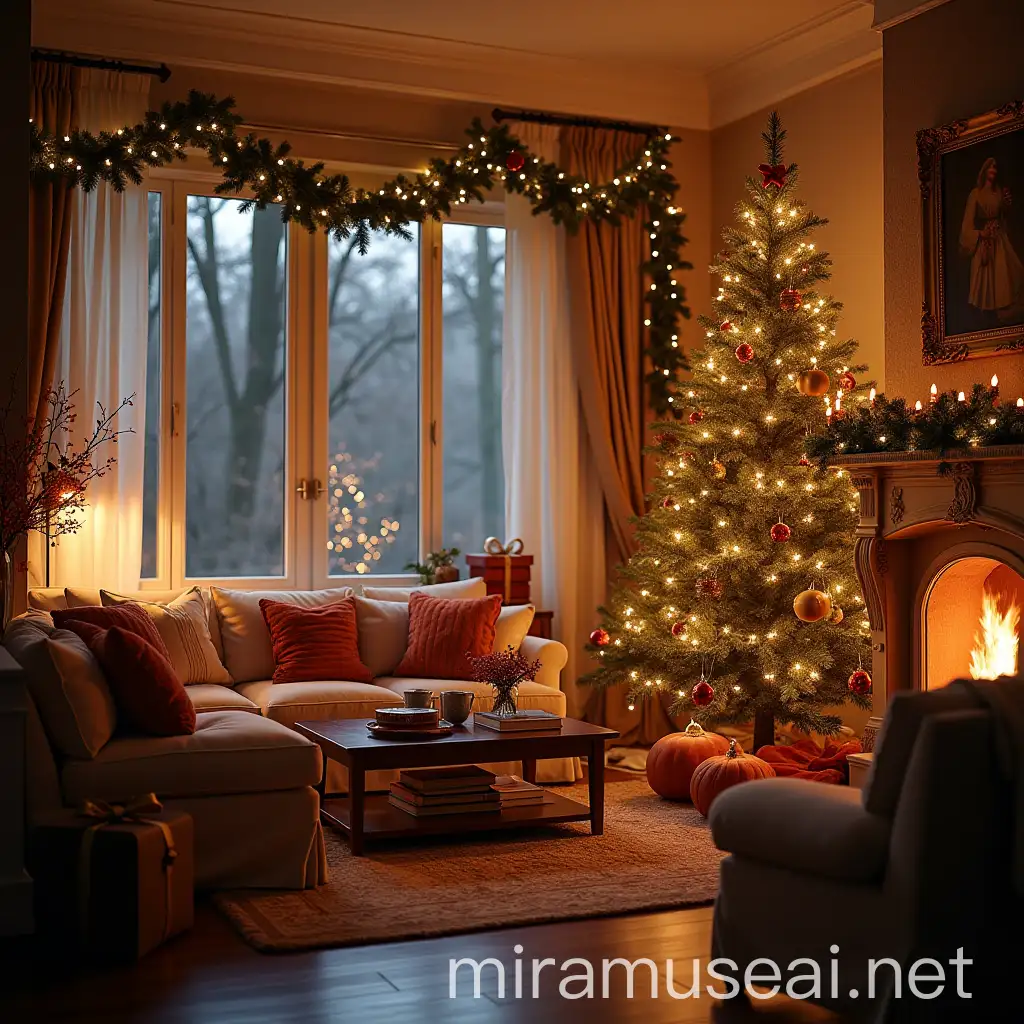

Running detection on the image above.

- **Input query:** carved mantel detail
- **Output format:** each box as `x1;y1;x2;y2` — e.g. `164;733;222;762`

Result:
850;472;879;533
890;486;905;526
944;462;978;524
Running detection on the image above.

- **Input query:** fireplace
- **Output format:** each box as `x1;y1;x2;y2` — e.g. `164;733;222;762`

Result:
837;447;1024;750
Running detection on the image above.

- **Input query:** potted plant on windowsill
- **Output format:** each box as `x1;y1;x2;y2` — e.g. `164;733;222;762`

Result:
0;382;133;630
404;547;461;586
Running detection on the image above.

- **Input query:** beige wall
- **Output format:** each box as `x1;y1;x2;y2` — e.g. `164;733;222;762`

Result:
711;63;885;389
883;0;1024;399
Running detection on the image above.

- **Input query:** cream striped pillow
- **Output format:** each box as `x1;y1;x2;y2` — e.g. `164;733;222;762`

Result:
100;587;232;686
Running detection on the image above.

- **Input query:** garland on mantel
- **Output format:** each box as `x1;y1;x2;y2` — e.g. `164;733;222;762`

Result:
806;382;1024;465
29;90;692;414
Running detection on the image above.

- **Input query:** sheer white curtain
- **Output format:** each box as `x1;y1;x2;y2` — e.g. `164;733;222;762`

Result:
502;122;606;717
45;70;151;591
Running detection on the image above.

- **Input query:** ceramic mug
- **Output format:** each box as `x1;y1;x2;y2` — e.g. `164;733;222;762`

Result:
439;690;475;725
403;689;436;709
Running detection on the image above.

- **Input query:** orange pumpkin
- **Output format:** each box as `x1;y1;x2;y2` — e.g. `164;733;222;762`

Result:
646;720;732;800
689;738;776;817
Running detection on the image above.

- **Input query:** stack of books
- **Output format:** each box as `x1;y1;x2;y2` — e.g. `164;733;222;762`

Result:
388;766;500;817
491;774;547;809
474;709;563;732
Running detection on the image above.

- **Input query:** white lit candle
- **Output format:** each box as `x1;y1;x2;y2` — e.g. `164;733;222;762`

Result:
992;375;999;389
1017;398;1023;408
869;387;876;405
915;400;923;411
958;391;966;402
930;383;938;403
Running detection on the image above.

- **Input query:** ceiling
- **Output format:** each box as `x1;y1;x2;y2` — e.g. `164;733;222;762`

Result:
169;0;869;71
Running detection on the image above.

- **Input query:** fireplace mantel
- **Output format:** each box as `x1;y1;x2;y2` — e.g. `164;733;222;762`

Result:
834;446;1024;749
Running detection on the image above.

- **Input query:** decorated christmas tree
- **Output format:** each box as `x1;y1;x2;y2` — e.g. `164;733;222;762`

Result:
582;113;872;752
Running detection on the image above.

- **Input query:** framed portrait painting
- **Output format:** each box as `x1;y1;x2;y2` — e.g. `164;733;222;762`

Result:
918;100;1024;364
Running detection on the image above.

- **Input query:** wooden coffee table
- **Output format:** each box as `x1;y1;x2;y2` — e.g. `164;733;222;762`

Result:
294;716;619;855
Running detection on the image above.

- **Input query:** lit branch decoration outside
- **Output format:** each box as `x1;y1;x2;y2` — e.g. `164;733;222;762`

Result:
325;450;401;575
29;91;691;414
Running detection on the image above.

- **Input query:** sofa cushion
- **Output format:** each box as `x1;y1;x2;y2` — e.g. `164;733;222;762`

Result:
27;588;68;612
3;614;117;759
236;679;402;727
186;684;260;714
61;711;321;802
75;624;197;738
211;587;354;684
100;587;232;686
362;577;486;602
710;777;891;884
260;597;372;684
378;677;568;716
352;597;535;678
53;603;171;663
394;592;502;679
864;684;978;818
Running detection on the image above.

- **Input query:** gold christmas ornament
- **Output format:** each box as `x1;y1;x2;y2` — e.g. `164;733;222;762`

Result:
797;369;830;397
829;605;845;624
793;588;833;622
711;459;727;480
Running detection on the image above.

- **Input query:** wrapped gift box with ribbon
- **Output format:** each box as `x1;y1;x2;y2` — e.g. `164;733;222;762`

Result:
467;537;533;605
29;794;194;962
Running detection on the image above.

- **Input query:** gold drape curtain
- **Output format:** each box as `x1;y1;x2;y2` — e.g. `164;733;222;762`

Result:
562;126;678;746
28;63;76;430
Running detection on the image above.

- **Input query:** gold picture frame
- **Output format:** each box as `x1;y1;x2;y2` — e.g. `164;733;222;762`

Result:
917;99;1024;364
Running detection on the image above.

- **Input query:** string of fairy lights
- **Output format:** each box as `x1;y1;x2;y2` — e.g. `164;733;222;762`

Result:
29;89;692;414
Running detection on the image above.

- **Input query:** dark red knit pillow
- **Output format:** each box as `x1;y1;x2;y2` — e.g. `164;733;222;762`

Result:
394;592;502;680
78;625;195;737
53;603;171;662
259;597;373;684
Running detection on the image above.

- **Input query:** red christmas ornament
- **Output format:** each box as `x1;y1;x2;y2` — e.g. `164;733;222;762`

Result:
670;621;687;637
589;628;610;648
696;575;723;600
688;410;705;425
662;495;676;509
734;342;754;364
838;371;857;392
682;450;697;464
505;151;525;173
770;521;792;543
719;320;733;333
799;454;812;467
654;432;680;453
758;162;787;189
848;669;872;695
691;678;715;707
780;288;802;311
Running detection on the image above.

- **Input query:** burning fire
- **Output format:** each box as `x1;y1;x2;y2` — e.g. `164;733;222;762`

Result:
969;590;1020;680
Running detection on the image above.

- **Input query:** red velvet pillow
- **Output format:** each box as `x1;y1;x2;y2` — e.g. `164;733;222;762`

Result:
53;603;171;662
394;592;502;680
259;597;372;684
77;625;195;737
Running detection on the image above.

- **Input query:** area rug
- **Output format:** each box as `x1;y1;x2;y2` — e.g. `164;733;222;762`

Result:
214;779;723;952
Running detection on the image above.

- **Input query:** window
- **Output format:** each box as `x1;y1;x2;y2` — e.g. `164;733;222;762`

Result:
141;178;504;589
441;223;505;550
184;196;288;578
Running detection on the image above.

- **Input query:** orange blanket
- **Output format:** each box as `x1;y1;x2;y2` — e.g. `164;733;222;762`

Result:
755;737;862;785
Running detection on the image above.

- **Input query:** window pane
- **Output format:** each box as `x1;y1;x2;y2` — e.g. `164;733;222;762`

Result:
185;196;288;578
326;228;419;576
441;224;505;551
140;192;162;579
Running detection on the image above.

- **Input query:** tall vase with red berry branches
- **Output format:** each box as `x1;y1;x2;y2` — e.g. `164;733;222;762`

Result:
466;647;542;718
0;381;133;630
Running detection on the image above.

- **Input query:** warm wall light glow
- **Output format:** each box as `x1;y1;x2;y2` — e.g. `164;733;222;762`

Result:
969;590;1020;680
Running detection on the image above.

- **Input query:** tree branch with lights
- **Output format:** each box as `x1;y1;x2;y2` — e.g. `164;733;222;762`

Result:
30;90;692;414
580;113;872;752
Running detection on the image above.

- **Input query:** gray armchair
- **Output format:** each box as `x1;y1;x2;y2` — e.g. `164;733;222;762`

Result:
708;683;1019;1022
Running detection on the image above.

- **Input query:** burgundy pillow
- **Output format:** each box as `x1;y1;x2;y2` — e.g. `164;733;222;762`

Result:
53;603;171;662
75;625;195;737
259;597;373;684
394;592;503;680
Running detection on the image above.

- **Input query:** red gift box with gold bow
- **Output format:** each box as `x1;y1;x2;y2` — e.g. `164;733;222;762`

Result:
467;537;533;605
29;794;193;962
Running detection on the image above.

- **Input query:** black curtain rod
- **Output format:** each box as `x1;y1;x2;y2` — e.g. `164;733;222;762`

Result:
492;107;662;136
31;49;172;83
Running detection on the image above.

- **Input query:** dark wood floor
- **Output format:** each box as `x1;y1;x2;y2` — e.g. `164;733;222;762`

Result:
0;772;842;1024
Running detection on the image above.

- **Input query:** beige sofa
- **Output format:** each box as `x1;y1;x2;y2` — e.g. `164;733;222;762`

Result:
9;581;575;890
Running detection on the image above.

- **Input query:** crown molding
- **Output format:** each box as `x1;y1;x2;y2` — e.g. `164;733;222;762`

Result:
31;0;709;129
872;0;953;31
707;1;880;129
